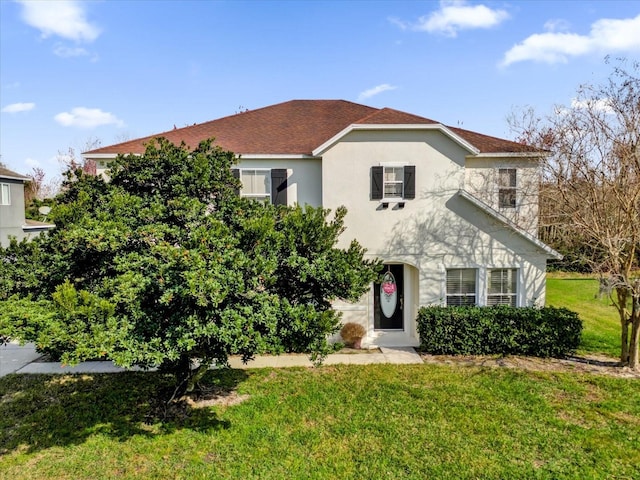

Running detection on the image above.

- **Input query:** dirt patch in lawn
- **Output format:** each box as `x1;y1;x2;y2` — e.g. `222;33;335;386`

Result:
420;353;640;378
185;388;250;409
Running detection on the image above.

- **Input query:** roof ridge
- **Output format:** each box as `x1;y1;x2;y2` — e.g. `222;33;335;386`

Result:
83;99;538;156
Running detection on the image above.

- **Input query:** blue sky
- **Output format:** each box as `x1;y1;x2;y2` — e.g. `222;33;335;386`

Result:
1;0;639;183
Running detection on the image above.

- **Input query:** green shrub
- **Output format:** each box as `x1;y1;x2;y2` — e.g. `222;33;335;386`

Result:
417;305;582;358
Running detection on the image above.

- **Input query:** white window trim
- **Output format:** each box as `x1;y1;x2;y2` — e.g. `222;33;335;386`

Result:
239;168;272;203
0;183;10;206
486;268;519;307
498;168;518;210
379;162;408;202
445;267;479;306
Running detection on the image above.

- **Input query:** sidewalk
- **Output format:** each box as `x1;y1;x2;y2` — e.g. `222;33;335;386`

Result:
1;343;422;377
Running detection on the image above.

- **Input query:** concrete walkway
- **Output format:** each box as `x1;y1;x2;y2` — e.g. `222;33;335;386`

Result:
0;342;42;377
1;343;422;377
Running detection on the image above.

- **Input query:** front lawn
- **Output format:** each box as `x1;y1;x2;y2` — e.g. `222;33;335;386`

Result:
1;366;638;479
545;272;621;358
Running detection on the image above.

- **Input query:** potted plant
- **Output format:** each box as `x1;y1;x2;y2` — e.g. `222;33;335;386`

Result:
340;322;366;349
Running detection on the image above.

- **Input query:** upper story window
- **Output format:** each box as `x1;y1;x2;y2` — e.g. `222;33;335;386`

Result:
371;165;415;201
241;169;271;203
0;183;10;205
446;268;477;306
487;269;518;307
232;168;288;205
498;168;517;209
384;166;404;199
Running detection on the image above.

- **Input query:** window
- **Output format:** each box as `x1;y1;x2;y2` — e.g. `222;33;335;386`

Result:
240;169;271;202
384;166;404;198
487;269;518;306
446;269;477;306
0;183;10;205
232;168;288;205
498;168;517;209
371;165;415;200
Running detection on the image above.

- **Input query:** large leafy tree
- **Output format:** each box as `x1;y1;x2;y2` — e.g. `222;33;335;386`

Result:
510;58;640;370
1;138;380;396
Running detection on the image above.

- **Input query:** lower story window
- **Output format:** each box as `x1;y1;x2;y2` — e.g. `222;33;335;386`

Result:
446;268;477;306
241;169;271;203
487;269;518;306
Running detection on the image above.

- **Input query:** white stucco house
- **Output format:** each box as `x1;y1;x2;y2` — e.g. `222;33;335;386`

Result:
84;100;560;348
0;167;54;248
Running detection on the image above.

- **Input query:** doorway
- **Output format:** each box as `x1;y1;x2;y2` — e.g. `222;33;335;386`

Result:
374;264;404;330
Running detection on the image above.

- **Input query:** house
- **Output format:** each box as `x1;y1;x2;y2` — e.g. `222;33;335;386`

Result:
0;167;54;248
84;100;561;348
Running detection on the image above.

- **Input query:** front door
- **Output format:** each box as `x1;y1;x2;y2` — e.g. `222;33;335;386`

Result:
374;264;404;330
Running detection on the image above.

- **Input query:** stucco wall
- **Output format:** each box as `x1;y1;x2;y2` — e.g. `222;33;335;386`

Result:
0;180;27;247
91;156;323;207
465;156;541;236
235;157;322;207
321;128;549;332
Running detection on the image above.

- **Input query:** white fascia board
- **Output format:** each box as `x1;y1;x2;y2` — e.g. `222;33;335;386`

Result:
471;152;547;159
312;124;481;156
0;174;29;181
238;154;318;160
457;189;563;260
23;223;55;231
83;153;118;159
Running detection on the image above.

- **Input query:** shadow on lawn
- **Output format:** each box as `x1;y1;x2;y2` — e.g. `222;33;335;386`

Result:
0;369;249;455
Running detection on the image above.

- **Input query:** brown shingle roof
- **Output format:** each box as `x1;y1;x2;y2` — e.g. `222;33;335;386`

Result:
0;167;29;180
447;126;539;154
85;100;538;156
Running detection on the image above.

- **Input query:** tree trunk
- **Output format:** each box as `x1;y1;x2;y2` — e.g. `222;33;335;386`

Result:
630;319;639;371
616;288;630;365
629;294;640;371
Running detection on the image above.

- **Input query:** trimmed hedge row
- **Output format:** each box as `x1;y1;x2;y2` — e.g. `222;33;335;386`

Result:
417;305;582;358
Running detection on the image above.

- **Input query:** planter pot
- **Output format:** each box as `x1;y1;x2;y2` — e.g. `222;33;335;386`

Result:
353;337;362;350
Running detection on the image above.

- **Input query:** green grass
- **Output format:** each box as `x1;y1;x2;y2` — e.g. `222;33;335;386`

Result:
1;366;639;479
0;273;635;479
546;272;621;358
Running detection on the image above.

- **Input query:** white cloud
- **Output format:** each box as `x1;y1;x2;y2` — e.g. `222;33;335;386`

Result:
388;17;409;31
409;0;509;37
53;44;89;57
25;157;41;168
2;102;35;113
358;84;398;101
543;19;571;33
18;0;101;42
571;97;614;114
502;14;640;66
54;107;124;128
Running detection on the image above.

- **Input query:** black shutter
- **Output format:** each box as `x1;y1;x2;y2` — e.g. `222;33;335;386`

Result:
232;169;240;196
371;166;383;200
403;165;415;199
271;169;287;205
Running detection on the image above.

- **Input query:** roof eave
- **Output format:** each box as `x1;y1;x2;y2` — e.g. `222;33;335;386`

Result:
238;154;319;159
471;151;547;158
457;189;562;260
0;174;29;181
22;223;56;231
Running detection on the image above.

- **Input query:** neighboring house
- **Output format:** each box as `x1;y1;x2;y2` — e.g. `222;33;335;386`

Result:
0;167;54;248
84;100;561;348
